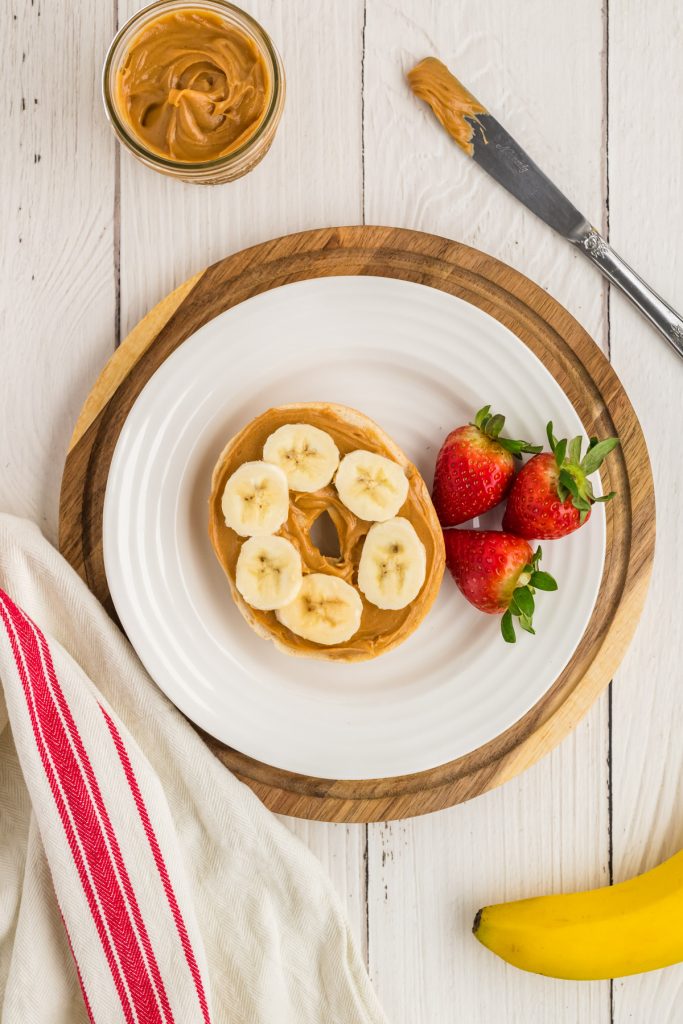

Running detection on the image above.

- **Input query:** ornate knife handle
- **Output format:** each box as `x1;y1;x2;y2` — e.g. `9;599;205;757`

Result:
574;229;683;361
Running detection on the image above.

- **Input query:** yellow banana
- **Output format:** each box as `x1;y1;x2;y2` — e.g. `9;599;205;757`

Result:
473;849;683;980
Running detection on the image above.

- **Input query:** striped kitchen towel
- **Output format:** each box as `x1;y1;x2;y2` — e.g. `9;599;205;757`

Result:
0;515;386;1024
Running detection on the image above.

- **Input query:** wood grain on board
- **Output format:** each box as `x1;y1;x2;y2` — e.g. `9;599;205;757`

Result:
59;225;654;823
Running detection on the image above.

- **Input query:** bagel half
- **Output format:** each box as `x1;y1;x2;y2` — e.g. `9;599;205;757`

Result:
209;403;445;661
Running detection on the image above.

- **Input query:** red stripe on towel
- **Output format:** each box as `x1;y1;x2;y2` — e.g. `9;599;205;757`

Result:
0;592;173;1024
100;704;211;1024
60;908;97;1024
0;594;135;1024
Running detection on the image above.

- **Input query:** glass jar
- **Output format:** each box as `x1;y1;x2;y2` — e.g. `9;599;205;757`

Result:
102;0;285;184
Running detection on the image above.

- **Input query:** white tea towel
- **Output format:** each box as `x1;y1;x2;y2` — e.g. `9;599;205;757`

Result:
0;515;386;1024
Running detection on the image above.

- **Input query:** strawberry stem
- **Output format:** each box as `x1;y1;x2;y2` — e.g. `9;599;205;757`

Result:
545;421;620;514
472;404;542;460
501;546;558;643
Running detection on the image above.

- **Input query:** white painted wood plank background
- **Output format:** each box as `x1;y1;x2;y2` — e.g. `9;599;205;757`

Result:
1;1;681;1022
608;1;683;1018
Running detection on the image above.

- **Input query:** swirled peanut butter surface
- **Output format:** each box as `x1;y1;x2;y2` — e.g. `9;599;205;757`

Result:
209;405;446;662
116;9;270;162
407;57;487;156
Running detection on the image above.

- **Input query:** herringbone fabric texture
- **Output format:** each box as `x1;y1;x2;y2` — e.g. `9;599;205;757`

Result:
0;515;386;1024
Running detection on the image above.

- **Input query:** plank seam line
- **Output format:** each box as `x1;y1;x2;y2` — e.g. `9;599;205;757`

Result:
361;0;369;976
361;0;367;226
603;1;614;1020
113;0;121;350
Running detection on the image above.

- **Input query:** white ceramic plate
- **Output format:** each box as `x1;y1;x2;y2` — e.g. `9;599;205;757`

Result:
104;276;605;780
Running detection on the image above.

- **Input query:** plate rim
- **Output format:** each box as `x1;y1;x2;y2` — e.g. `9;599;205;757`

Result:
58;225;655;821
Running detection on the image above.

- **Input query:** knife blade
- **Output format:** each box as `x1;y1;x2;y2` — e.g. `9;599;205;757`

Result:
468;114;590;243
408;58;683;361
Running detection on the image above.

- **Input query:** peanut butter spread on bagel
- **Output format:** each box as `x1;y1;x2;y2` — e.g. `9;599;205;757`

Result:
209;403;445;661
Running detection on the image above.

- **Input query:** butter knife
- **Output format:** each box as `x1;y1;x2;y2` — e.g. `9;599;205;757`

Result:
408;59;683;361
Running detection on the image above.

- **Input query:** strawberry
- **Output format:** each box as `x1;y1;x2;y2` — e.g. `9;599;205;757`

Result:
444;529;557;642
432;405;541;527
502;423;619;540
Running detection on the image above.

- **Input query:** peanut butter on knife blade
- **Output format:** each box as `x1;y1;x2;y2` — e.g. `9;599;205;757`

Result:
407;57;487;156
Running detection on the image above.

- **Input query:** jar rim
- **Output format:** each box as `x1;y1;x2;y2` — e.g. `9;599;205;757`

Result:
102;0;284;173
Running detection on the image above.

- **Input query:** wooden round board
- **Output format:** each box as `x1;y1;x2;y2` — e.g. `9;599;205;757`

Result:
59;226;655;822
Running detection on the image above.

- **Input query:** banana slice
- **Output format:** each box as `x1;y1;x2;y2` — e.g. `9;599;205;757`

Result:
221;461;289;537
335;450;409;521
276;573;363;645
263;423;340;492
235;535;303;611
358;517;427;610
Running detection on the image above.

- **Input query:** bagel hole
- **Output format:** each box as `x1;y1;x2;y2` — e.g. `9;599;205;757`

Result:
309;511;341;560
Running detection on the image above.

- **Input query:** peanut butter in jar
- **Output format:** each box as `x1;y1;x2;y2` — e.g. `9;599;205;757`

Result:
103;0;285;183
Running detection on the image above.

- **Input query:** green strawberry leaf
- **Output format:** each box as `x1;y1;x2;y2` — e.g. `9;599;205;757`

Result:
486;413;505;439
546;421;558;451
554;438;567;468
518;616;536;635
579;507;590;524
514;586;535;618
501;610;516;643
559;468;579;500
500;439;523;454
474;405;491;429
530;570;558;591
581;437;620;475
568;436;583;464
594;491;616;503
498;438;544;458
